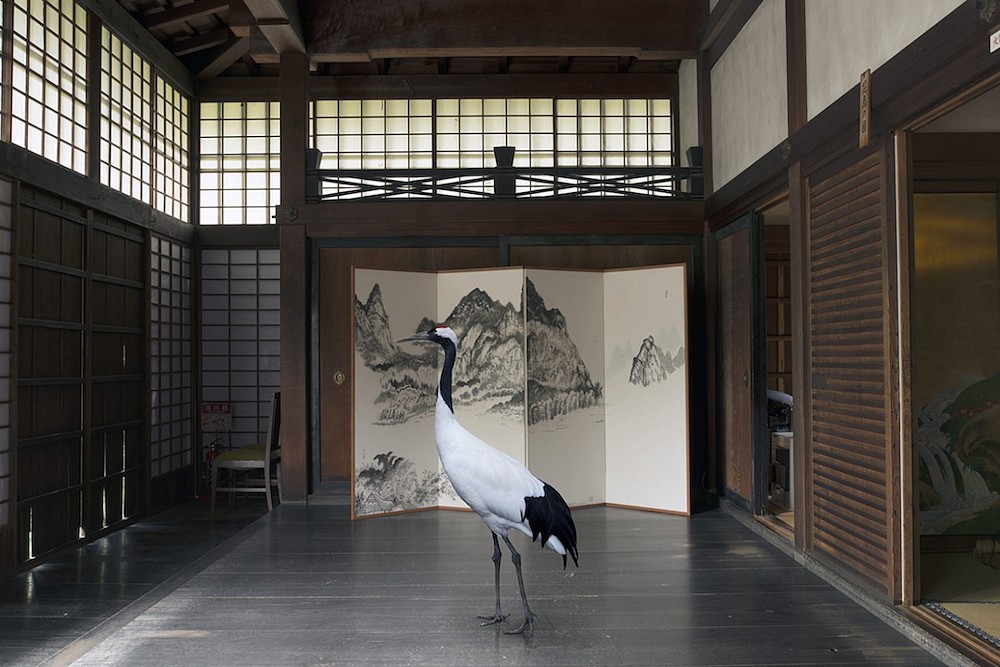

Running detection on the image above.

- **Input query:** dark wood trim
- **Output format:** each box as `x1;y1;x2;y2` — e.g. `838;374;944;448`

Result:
294;199;705;237
279;52;309;211
189;94;201;225
196;77;281;101
0;144;195;245
894;130;917;606
878;132;902;604
785;0;807;134
912;133;1000;183
705;0;764;68
143;229;153;516
0;180;19;580
786;161;810;552
197;73;680;102
700;0;740;50
279;223;309;501
195;225;279;248
191;244;204;508
82;214;95;536
697;50;713;197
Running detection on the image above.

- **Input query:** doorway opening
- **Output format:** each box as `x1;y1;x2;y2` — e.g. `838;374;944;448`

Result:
760;200;795;531
909;81;1000;645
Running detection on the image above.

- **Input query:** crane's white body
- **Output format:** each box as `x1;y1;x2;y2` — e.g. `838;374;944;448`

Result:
434;392;569;557
398;324;577;635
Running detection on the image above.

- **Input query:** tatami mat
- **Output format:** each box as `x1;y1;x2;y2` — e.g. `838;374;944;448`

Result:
935;602;1000;642
920;551;1000;603
921;550;1000;648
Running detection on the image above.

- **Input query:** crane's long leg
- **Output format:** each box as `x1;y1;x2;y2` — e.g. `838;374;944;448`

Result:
477;533;507;626
501;534;535;636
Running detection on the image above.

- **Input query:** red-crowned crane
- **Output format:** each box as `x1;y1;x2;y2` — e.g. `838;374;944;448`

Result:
398;324;579;636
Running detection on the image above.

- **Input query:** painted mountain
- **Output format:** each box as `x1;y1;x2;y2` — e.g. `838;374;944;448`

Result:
443;287;524;414
354;284;438;423
525;277;602;425
629;335;685;386
354;283;525;423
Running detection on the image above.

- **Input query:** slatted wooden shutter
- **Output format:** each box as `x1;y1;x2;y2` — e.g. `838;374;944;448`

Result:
806;145;898;598
15;188;149;564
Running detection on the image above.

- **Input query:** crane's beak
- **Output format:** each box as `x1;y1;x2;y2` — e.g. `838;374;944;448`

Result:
396;330;433;344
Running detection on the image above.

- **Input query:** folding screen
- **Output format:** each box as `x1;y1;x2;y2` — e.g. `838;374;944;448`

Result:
353;268;439;517
523;269;607;507
604;266;689;512
435;269;527;509
352;265;688;518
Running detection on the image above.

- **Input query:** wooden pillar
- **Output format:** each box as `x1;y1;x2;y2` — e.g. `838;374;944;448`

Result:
278;51;309;500
787;160;810;552
784;0;807;135
696;50;713;198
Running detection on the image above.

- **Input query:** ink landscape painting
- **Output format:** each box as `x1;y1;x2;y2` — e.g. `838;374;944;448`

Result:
351;265;689;518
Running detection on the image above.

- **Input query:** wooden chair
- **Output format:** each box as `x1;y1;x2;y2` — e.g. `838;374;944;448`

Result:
211;392;281;518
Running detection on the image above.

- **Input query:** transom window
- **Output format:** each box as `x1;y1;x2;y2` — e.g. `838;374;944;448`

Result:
310;97;673;170
312;99;433;170
198;101;281;225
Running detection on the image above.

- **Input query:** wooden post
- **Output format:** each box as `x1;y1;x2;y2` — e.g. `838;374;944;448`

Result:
278;51;310;501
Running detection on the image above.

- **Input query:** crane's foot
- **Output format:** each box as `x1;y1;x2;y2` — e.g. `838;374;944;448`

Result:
503;613;535;636
477;611;508;626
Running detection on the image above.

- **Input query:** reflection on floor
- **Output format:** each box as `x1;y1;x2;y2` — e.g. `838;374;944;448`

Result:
0;500;948;666
0;496;268;667
921;547;1000;647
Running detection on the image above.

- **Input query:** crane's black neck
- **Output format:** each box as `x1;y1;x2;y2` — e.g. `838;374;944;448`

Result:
438;338;456;413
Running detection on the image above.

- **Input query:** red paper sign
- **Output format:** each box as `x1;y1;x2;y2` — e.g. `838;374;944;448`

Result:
201;402;232;431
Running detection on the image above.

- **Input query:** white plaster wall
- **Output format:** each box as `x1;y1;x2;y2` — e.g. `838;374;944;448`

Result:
678;59;699;167
711;0;787;189
806;0;964;120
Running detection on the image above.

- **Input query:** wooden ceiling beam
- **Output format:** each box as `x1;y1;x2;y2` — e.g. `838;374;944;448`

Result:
142;0;229;31
170;28;231;56
243;0;305;54
307;0;705;61
229;0;255;38
190;34;251;80
196;71;679;101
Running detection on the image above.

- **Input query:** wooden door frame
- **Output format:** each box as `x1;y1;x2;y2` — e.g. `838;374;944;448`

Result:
714;211;768;514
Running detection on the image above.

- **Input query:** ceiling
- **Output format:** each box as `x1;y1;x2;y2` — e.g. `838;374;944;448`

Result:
112;0;701;81
918;85;1000;133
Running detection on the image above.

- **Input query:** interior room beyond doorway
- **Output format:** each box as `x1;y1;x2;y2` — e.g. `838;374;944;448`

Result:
762;200;795;531
911;82;1000;647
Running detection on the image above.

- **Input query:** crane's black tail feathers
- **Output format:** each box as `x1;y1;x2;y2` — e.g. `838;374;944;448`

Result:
523;483;579;570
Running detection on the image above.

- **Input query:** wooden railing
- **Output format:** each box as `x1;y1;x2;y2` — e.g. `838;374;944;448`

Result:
306;165;703;202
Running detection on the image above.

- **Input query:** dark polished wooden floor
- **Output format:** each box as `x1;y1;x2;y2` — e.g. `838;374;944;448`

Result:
1;499;947;666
